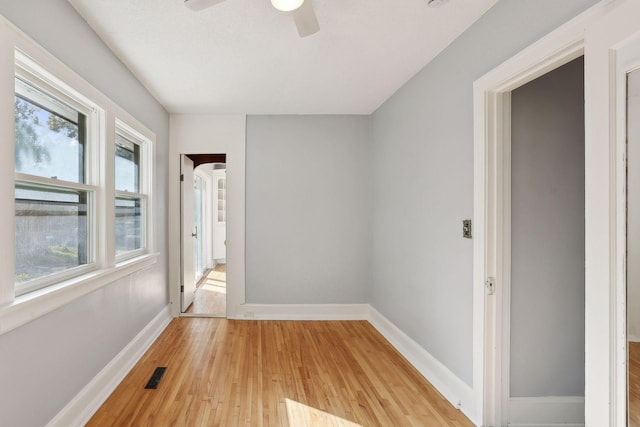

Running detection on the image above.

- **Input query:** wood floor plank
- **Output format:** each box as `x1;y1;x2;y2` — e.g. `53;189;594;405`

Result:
88;319;473;426
630;341;640;426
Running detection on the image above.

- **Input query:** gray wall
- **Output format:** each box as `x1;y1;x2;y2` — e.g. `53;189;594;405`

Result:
246;115;371;304
370;0;598;386
0;1;603;424
0;2;170;427
510;57;585;397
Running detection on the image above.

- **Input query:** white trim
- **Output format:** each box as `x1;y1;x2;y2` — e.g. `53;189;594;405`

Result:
612;24;640;427
582;1;640;424
508;396;585;427
46;306;172;427
472;3;610;425
227;303;475;421
40;302;476;426
181;312;226;319
366;306;475;423
14;50;105;296
14;173;98;192
0;13;159;333
230;303;370;320
0;253;158;335
168;114;246;319
112;102;155;265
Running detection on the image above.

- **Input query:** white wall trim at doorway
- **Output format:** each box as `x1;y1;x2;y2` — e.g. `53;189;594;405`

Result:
472;2;610;426
168;115;246;319
583;1;640;424
229;303;370;320
508;396;585;427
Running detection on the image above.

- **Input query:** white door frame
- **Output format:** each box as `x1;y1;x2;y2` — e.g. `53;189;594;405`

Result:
472;3;608;425
584;1;640;424
168;114;246;320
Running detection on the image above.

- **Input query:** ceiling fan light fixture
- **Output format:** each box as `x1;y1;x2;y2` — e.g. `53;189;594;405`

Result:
271;0;304;12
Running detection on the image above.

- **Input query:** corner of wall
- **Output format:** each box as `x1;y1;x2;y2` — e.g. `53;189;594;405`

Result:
366;305;477;424
46;306;172;427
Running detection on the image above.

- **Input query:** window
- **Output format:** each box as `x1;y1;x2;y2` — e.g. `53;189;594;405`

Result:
115;126;149;259
8;49;155;305
0;31;157;335
14;73;97;296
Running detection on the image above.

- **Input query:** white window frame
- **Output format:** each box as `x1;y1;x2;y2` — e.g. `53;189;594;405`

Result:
114;120;152;262
14;53;103;296
0;17;158;336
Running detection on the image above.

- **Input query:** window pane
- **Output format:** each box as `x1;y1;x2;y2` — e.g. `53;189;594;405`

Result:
14;80;86;183
15;184;90;285
115;134;140;193
115;197;142;255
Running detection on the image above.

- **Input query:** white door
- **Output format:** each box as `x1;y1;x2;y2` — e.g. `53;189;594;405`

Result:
583;0;640;424
181;154;196;312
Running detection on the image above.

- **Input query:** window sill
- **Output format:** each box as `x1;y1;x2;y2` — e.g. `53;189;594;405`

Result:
0;252;159;336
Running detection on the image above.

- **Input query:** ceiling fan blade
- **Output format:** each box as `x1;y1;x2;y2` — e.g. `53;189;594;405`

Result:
292;0;319;38
184;0;225;11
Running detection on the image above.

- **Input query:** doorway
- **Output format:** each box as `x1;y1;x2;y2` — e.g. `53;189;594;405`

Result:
507;57;585;425
180;153;227;317
474;52;586;426
472;2;640;424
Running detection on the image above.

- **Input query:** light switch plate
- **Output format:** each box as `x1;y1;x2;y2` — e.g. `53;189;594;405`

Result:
463;219;472;239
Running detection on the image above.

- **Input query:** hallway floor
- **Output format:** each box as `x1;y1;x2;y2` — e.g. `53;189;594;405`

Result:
185;264;226;317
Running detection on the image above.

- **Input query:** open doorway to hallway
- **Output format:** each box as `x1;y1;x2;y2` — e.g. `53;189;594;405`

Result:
181;153;227;317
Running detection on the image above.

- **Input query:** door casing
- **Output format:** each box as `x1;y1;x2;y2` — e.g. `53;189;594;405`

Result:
472;2;610;425
584;1;640;424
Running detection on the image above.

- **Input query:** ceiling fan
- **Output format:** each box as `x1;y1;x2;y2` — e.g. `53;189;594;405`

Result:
184;0;320;38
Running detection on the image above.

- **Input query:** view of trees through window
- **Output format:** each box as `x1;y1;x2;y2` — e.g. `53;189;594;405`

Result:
14;89;89;286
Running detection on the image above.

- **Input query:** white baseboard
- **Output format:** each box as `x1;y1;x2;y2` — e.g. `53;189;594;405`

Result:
508;396;585;427
56;302;473;426
365;306;476;423
230;304;475;423
629;333;640;343
46;306;172;427
230;303;370;320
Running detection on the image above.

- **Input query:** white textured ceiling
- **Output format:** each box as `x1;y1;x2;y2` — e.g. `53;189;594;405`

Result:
68;0;496;114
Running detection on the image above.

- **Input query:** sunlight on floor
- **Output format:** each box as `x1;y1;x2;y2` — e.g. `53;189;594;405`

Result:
202;282;226;294
285;398;362;427
186;265;226;316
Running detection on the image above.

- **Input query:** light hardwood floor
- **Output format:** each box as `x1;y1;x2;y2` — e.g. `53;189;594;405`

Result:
185;264;226;316
630;342;640;426
88;319;473;427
